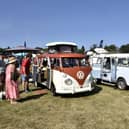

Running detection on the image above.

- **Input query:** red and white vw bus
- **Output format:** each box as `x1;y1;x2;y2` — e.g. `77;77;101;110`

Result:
36;42;96;95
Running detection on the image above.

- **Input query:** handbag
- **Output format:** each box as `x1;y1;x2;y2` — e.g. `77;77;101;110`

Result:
11;71;19;81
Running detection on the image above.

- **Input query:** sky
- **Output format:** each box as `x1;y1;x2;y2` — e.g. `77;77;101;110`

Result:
0;0;129;50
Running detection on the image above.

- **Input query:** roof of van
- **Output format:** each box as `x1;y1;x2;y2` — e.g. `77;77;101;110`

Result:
46;42;77;47
92;53;129;58
94;48;108;54
38;53;86;58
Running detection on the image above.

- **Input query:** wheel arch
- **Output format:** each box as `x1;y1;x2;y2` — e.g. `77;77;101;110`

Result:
116;77;127;90
50;81;57;96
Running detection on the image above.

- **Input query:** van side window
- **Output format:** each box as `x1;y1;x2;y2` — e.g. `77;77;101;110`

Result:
50;58;60;68
118;58;128;66
103;57;111;69
80;58;89;66
92;57;102;64
62;58;70;67
56;59;60;67
54;58;60;67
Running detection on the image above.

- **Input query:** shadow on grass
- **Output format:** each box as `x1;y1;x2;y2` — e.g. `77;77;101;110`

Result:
60;85;102;98
36;83;49;89
19;84;48;94
18;89;48;102
99;83;129;90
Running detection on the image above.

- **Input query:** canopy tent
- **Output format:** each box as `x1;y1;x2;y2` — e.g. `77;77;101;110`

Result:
5;46;40;56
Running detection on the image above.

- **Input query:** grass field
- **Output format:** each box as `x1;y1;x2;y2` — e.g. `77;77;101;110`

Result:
0;84;129;129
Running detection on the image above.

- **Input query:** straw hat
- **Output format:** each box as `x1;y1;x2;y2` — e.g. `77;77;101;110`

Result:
8;57;17;64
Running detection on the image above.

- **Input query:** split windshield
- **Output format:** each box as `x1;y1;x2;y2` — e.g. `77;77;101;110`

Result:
62;57;89;67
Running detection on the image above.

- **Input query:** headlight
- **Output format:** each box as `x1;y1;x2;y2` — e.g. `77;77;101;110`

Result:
64;78;72;85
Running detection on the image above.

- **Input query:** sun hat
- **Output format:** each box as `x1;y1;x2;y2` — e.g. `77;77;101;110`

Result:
8;57;17;64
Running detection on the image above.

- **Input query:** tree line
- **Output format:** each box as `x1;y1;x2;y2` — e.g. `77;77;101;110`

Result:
90;42;129;53
78;41;129;54
1;41;129;54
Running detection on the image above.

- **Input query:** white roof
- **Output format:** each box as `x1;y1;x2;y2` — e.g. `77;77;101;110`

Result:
94;48;108;54
46;42;77;47
87;51;94;56
92;53;129;58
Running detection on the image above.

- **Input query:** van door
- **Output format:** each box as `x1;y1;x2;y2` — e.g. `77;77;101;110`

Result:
101;57;112;82
111;58;117;82
91;57;102;80
46;57;52;89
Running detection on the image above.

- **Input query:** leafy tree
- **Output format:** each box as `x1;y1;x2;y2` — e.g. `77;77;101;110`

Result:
77;48;83;54
81;45;85;54
119;44;129;53
35;47;47;53
104;44;118;53
77;45;86;54
90;44;98;51
0;48;5;54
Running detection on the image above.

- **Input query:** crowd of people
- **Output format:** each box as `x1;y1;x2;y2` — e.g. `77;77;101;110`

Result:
0;53;37;104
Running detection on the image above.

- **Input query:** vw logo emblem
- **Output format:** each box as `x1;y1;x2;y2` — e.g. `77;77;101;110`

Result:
77;71;84;80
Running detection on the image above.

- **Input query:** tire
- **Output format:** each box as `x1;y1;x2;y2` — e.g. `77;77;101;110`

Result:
50;84;57;96
117;78;127;90
96;79;101;84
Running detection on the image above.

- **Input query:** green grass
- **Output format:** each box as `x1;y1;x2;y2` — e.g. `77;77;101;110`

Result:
1;84;129;129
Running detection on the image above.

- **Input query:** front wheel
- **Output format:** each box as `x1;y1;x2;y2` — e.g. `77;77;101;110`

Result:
117;78;127;90
96;79;101;84
50;84;57;96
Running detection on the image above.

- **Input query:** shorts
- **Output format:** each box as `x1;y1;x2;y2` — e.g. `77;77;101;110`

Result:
21;74;29;82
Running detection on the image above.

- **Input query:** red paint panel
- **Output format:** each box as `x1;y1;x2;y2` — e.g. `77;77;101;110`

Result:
62;66;92;86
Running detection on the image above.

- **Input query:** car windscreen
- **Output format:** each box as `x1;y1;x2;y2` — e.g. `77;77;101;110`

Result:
62;57;89;67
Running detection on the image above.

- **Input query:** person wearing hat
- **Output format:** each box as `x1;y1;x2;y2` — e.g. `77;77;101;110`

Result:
5;56;19;104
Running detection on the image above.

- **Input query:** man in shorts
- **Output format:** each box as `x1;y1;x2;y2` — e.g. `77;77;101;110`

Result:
20;53;32;92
